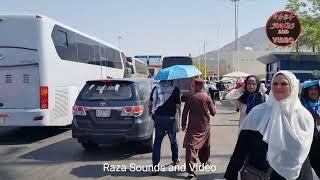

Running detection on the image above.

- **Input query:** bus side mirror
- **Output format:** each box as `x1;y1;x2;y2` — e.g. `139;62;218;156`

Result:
123;68;130;78
130;64;134;74
126;62;134;74
127;57;133;63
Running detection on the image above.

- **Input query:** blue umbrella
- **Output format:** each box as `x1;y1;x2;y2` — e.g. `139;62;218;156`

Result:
154;65;202;80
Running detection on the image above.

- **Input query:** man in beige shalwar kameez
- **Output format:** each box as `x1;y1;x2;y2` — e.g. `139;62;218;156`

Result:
182;78;216;178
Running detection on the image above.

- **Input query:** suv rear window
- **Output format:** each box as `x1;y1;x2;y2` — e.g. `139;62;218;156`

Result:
79;81;134;101
162;57;193;68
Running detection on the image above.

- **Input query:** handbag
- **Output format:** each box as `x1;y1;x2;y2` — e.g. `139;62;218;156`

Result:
240;158;273;180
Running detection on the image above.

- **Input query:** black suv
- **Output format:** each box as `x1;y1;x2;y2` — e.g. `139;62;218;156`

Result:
72;79;154;152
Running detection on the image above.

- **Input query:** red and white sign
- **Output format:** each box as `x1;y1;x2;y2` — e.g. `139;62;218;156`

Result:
266;10;302;47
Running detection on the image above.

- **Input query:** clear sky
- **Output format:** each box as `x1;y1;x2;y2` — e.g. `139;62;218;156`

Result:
0;0;287;57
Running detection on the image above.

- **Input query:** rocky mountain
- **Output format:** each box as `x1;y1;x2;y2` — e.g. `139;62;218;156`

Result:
198;26;278;70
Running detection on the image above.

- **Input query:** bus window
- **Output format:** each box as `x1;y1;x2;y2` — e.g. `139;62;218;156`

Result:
55;30;68;47
113;50;122;69
93;43;100;64
52;27;77;61
121;52;127;68
77;35;94;63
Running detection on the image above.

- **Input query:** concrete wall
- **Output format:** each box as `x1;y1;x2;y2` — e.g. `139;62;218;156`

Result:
225;51;268;79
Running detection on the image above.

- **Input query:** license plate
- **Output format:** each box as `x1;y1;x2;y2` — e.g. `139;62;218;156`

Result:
96;109;111;118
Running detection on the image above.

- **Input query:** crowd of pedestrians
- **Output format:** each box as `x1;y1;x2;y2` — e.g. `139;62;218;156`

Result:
149;70;320;179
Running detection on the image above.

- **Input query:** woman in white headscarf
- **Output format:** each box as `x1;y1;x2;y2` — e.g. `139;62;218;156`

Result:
224;71;314;180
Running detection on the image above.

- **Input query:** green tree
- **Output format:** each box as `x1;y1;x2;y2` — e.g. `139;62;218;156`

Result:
193;61;209;78
286;0;306;13
286;0;320;52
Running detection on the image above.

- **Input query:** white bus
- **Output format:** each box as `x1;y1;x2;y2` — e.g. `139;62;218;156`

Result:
0;14;127;126
132;58;149;78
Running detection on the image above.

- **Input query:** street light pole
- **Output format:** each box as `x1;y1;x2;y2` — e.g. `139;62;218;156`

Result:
217;25;221;81
117;35;122;49
204;41;207;80
236;1;240;72
232;0;240;72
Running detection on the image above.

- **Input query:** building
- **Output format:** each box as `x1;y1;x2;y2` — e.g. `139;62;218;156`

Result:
134;55;162;68
225;51;268;79
258;52;320;83
134;55;162;78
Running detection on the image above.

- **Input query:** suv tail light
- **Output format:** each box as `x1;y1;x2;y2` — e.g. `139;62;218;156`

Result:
72;106;86;116
40;86;48;109
121;105;144;117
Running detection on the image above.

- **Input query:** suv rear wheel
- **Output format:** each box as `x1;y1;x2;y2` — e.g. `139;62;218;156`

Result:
81;141;99;151
141;129;155;153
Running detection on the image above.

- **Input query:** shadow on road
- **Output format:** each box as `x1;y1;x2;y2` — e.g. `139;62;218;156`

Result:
0;165;14;179
70;164;225;179
211;124;238;127
70;164;186;179
195;172;225;179
0;127;69;145
19;138;148;162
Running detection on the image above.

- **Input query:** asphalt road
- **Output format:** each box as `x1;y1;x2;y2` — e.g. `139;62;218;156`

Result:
0;101;315;180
